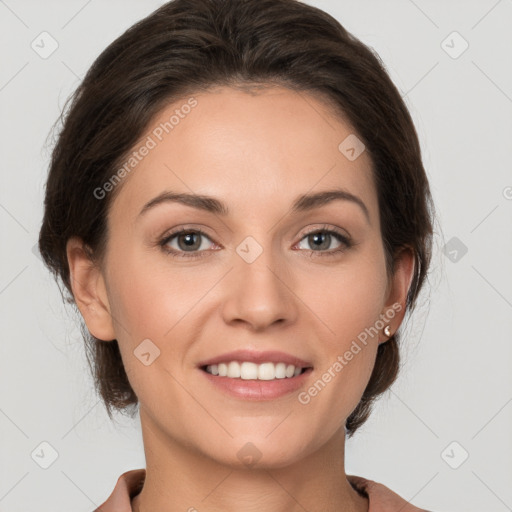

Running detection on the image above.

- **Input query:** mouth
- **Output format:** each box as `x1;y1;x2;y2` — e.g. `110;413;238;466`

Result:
196;349;314;400
198;359;314;400
200;361;312;380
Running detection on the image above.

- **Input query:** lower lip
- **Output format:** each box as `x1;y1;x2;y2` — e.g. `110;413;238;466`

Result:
199;367;313;400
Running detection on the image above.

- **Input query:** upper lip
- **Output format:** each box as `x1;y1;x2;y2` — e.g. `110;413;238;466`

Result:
197;349;313;369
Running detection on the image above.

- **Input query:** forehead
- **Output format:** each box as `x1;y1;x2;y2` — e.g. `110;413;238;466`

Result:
109;85;377;225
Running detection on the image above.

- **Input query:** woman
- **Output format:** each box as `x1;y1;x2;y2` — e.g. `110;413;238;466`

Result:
38;0;436;510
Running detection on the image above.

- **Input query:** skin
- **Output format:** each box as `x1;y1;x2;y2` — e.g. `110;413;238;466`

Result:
67;85;414;512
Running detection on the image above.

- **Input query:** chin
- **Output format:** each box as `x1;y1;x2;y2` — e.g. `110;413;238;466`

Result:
202;434;314;471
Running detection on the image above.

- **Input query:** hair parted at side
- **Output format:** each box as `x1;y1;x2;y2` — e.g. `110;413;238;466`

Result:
38;0;434;437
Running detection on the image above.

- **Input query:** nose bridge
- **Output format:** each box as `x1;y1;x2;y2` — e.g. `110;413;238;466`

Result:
235;232;284;295
221;232;296;329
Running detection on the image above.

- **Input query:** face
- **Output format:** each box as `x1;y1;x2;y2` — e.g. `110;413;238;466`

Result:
69;85;412;469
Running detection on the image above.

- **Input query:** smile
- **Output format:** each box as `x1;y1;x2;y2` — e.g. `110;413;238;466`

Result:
203;361;309;380
200;363;313;400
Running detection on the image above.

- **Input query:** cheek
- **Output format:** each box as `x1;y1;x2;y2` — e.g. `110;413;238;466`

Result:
104;255;198;406
104;250;214;390
312;252;388;344
300;250;387;415
106;249;194;339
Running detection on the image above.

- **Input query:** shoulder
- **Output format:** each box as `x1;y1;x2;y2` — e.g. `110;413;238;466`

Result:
93;468;146;512
347;475;433;512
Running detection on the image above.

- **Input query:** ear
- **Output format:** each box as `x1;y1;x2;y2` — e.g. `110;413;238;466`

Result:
66;237;116;341
380;246;415;343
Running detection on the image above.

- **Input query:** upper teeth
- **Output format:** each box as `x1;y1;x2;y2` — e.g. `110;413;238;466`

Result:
206;361;303;380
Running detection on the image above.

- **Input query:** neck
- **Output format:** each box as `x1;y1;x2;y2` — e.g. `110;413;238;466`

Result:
131;408;368;512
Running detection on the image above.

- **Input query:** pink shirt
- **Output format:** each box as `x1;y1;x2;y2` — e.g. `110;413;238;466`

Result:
94;469;432;511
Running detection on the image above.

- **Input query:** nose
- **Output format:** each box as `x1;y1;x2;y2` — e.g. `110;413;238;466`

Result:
220;242;298;332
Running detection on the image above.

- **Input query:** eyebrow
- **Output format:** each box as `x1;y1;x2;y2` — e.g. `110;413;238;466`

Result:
138;188;370;224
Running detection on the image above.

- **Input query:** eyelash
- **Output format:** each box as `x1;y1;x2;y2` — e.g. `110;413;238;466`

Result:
158;225;353;260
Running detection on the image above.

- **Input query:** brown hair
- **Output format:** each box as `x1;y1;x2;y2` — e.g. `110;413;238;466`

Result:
38;0;434;437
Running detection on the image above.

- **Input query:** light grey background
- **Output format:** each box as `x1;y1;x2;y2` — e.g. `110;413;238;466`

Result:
1;1;511;511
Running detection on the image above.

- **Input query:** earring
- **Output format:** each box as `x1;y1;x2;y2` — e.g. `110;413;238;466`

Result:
383;325;392;337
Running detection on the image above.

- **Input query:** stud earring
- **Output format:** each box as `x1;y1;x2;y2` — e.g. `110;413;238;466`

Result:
383;325;392;337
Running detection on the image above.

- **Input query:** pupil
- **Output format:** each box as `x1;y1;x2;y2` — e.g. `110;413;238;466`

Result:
311;232;329;250
179;233;200;250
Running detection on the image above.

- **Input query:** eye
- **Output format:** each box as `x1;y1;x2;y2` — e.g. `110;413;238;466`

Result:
159;225;353;260
159;227;216;259
295;226;352;257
